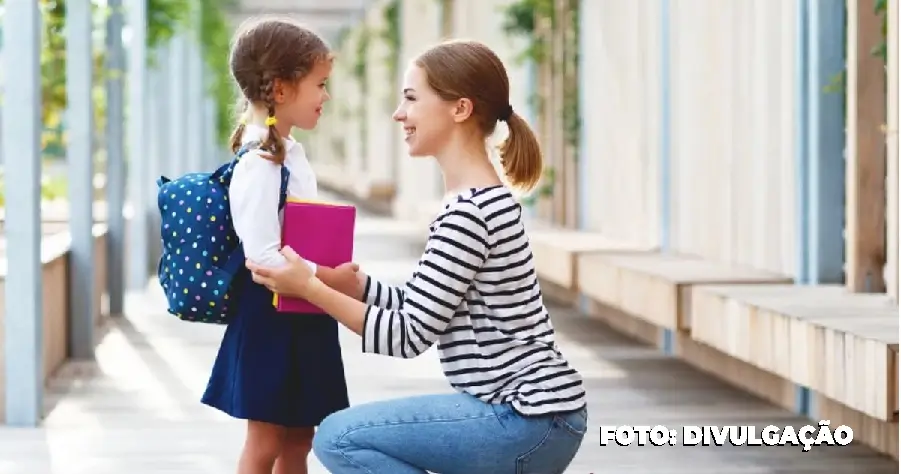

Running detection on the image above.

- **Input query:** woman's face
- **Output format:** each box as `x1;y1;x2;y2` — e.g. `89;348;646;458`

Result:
392;65;456;157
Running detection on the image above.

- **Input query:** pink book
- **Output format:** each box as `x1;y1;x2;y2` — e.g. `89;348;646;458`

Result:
272;198;356;313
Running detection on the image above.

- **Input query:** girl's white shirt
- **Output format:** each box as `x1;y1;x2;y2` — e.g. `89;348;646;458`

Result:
228;123;318;272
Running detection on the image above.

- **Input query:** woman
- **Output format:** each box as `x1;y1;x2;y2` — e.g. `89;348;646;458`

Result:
246;39;587;474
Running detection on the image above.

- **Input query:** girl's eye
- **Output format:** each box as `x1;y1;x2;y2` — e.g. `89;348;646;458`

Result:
404;95;415;101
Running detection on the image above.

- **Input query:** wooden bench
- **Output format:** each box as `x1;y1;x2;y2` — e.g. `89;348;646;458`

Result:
690;284;899;422
577;253;793;330
526;226;653;291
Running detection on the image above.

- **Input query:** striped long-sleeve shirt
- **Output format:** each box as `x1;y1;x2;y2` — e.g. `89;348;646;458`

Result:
361;185;586;416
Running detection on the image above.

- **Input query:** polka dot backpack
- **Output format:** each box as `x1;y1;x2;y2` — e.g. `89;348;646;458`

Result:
155;141;289;324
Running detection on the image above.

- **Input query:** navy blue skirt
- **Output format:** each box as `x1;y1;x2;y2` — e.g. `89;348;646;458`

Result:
201;268;350;427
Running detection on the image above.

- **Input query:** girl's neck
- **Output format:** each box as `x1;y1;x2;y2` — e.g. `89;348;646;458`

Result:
246;106;292;137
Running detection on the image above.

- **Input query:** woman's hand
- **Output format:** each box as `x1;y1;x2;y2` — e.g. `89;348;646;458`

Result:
248;246;369;335
246;246;318;298
326;264;366;300
247;246;363;300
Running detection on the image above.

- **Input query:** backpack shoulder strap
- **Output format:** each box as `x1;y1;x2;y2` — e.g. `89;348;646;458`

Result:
229;141;290;210
215;141;292;277
278;165;290;211
236;140;261;158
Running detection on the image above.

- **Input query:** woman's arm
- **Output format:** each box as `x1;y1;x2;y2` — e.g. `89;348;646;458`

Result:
361;275;406;310
357;203;489;358
249;201;490;357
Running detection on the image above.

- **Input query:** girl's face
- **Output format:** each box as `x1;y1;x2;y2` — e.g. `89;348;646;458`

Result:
392;65;456;157
276;60;332;131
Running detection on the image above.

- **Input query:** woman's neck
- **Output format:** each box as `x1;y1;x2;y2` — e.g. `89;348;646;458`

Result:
435;137;502;195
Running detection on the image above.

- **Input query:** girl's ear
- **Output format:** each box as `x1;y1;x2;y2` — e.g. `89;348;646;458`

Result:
273;78;292;105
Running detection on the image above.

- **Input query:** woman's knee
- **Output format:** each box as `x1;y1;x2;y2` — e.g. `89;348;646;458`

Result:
312;411;355;460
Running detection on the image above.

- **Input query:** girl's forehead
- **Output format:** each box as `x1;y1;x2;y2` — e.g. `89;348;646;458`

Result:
312;59;332;75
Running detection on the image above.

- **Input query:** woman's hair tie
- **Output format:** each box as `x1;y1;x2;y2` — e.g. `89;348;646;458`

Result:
499;104;513;122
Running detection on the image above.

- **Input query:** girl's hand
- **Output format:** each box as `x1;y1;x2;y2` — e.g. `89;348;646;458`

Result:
328;262;366;300
246;246;315;297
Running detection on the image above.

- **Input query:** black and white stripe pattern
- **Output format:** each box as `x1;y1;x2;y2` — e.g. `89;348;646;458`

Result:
362;186;586;416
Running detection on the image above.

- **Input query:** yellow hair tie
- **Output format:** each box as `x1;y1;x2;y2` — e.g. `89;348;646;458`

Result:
264;116;278;127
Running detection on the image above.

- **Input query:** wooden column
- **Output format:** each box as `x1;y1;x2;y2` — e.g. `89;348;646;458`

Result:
549;0;566;226
886;0;899;301
845;0;888;292
561;0;580;229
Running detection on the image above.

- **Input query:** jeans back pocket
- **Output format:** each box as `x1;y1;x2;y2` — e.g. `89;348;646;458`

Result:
516;408;587;474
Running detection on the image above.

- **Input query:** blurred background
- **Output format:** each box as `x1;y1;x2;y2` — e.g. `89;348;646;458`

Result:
0;0;898;471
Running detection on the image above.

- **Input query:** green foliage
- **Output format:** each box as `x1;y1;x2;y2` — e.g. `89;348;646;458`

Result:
350;26;370;160
197;0;240;145
519;168;556;207
333;26;351;50
38;0;69;155
873;0;888;61
6;0;235;153
501;0;580;207
352;27;370;83
380;0;401;89
144;0;238;144
823;0;887;95
501;0;555;64
379;0;401;111
502;0;582;147
0;169;69;206
147;0;192;53
562;0;580;149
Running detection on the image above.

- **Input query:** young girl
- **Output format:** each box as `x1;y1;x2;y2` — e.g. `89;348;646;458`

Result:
246;40;587;474
200;18;355;474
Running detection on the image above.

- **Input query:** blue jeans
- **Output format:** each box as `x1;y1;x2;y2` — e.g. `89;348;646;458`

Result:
312;392;587;474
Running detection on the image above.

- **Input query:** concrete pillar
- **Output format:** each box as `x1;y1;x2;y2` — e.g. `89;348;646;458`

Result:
186;3;205;172
168;35;188;178
344;27;366;187
393;0;444;220
105;0;126;315
126;0;149;290
2;0;43;426
154;45;171;177
362;0;398;199
66;0;97;360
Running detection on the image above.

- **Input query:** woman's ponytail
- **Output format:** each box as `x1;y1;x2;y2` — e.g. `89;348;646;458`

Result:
499;111;543;191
